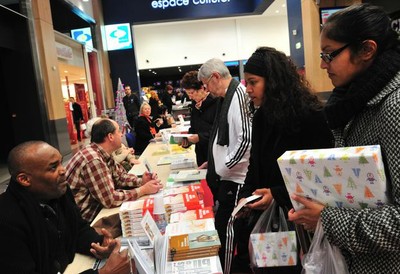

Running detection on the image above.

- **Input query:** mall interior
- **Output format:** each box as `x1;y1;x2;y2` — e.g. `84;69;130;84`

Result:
0;0;399;188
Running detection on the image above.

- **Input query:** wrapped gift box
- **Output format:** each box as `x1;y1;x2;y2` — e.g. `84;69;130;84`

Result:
277;145;388;210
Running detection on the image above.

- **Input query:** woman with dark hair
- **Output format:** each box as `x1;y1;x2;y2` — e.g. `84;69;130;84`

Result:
181;70;218;167
229;47;333;274
288;4;400;273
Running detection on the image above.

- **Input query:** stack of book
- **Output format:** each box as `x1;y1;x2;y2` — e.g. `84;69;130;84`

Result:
163;191;204;217
165;219;221;262
163;183;205;201
119;198;154;237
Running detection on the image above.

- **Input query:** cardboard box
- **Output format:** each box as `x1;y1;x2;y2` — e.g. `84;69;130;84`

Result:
277;145;388;210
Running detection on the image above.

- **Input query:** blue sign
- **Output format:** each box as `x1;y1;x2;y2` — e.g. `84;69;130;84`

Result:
71;27;93;48
104;23;133;51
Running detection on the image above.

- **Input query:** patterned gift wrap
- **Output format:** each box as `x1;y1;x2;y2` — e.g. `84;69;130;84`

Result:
277;145;388;210
249;231;297;267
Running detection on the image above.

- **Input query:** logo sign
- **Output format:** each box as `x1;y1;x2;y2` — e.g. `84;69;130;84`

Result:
104;23;133;51
102;0;268;24
71;27;93;49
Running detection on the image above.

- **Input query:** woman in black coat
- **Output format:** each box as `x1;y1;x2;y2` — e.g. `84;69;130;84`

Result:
134;102;158;155
229;47;334;274
180;71;218;166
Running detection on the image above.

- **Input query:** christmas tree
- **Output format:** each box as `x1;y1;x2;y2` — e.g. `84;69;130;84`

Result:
114;78;128;133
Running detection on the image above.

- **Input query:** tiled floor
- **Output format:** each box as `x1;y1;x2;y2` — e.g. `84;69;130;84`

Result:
0;138;89;193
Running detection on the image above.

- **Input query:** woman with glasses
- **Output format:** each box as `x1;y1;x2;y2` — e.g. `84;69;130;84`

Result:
289;4;400;273
180;71;218;167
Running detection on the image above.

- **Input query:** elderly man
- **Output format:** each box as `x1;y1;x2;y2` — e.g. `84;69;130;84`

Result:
198;58;252;272
66;118;162;223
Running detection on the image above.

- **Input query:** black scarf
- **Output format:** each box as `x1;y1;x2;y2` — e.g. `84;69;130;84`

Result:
216;78;240;146
206;78;240;186
324;48;400;129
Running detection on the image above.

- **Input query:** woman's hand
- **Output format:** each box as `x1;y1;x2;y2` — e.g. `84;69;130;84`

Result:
246;188;273;210
287;194;324;231
187;134;199;144
198;161;208;169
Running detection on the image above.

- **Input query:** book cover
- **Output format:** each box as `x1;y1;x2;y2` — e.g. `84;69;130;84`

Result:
166;256;223;274
231;194;262;217
168;230;221;253
170;169;207;182
169;207;214;223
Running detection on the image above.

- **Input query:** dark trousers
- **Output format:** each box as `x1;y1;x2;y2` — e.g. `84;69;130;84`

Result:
214;180;248;273
74;120;81;141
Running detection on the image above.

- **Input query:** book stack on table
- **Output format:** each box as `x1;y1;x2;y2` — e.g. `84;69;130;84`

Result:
119;198;154;238
166;219;221;262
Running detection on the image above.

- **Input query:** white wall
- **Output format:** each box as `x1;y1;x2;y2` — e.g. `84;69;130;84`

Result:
133;14;289;70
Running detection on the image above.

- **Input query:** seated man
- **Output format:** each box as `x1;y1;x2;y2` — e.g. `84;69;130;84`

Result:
66;118;162;223
0;140;134;273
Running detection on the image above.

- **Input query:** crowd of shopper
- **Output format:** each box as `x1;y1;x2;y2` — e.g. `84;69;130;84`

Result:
0;3;398;274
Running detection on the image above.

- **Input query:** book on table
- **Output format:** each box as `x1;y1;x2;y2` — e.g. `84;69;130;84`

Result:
165;219;220;261
165;255;223;274
169;207;214;223
163;183;205;201
168;169;207;182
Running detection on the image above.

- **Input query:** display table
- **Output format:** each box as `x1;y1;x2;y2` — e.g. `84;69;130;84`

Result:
64;142;196;274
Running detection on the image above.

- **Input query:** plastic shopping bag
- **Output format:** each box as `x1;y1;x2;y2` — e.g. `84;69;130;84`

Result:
302;220;349;274
249;200;297;268
80;122;87;131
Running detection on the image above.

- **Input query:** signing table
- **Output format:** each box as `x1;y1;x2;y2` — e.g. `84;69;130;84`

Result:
64;142;196;274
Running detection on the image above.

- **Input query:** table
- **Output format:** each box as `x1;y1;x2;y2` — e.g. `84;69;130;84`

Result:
64;142;196;274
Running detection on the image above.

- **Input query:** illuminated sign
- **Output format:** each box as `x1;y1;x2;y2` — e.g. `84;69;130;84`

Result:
71;27;93;48
104;23;133;51
151;0;231;10
102;0;270;24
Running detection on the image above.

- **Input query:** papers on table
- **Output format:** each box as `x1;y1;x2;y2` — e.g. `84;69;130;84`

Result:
129;158;152;177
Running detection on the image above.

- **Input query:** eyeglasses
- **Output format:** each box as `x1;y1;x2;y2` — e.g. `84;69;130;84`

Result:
320;44;349;63
203;74;214;89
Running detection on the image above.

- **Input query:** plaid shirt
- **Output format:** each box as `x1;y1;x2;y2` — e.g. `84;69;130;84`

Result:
66;143;142;222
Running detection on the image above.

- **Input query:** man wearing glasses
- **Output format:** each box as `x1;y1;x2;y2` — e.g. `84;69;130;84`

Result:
198;58;252;273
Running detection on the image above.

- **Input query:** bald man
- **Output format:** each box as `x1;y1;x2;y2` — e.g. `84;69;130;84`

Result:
0;141;134;274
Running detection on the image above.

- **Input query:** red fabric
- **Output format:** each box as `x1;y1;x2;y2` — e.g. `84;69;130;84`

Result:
200;179;214;207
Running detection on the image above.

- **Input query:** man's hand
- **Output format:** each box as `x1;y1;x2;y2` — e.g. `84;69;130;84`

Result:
90;228;116;259
141;179;163;195
98;240;135;274
142;171;158;183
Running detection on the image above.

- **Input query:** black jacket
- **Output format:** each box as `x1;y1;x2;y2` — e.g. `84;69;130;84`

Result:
239;108;334;210
123;93;141;118
0;179;102;274
72;102;84;122
188;95;218;166
134;115;156;155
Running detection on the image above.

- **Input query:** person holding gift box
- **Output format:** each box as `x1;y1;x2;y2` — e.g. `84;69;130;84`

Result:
288;4;400;274
228;47;333;274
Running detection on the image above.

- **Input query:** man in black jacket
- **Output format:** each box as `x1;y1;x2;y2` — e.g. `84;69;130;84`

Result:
70;97;84;142
123;85;141;128
0;141;134;274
